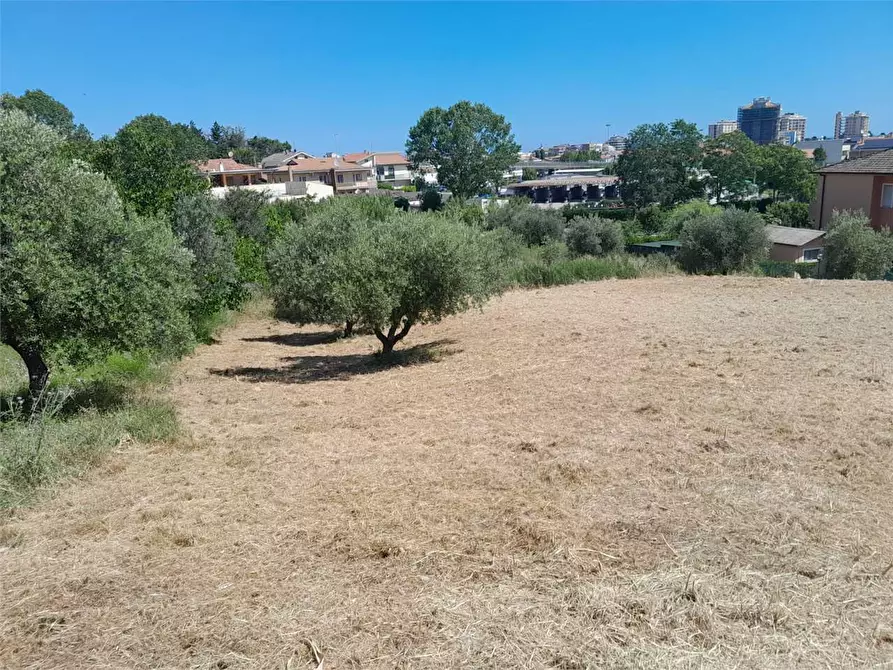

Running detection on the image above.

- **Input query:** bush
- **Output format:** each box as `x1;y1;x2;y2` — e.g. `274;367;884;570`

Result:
420;188;444;212
400;185;417;192
636;205;667;234
377;182;394;190
677;208;769;275
758;260;819;279
221;188;269;242
264;197;319;240
394;196;410;212
764;201;811;228
486;197;564;246
823;210;893;279
565;216;624;256
171;194;241;337
510;253;678;288
662;200;716;238
0;109;195;394
444;199;486;227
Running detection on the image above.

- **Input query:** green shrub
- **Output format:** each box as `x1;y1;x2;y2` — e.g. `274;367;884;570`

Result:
823;210;893;279
444;199;486;227
677;208;769;275
758;260;819;279
420;188;444;212
486;197;564;246
264;197;319;239
377;182;394;190
764;201;811;228
221;188;269;242
394;196;410;212
510;253;678;288
662;200;716;238
636;205;667;234
565;216;624;256
400;185;418;192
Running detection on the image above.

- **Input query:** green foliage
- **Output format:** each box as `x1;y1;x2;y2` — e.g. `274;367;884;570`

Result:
616;120;704;209
171;194;241;336
510;253;678;288
635;205;667;234
1;89;76;136
394;197;411;212
0;110;195;393
565;216;624;256
221;188;269;242
485;198;564;246
559;149;601;162
758;260;819;279
823;210;893;280
264;197;319;240
443;198;485;227
407;101;520;199
233;236;267;287
522;167;538;181
812;147;827;165
400;184;418;192
764;201;811;228
420;188;444;212
662;200;716;237
377;182;395;190
92;114;208;215
703;131;758;202
756;144;817;202
677;208;769;275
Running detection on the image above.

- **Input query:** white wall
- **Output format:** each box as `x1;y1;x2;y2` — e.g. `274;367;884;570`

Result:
209;181;333;201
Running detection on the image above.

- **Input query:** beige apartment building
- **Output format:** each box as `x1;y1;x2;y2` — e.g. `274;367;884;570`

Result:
810;149;893;231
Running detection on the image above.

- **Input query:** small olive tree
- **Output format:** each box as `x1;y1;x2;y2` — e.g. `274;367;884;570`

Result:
677;208;769;275
823;210;893;279
565;216;624;256
486;197;564;246
1;110;195;394
353;212;508;353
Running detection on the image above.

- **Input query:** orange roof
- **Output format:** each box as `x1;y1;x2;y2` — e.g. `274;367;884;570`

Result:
195;158;261;174
344;151;410;166
343;151;371;163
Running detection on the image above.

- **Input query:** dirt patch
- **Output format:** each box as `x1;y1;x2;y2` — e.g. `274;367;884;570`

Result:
2;276;892;668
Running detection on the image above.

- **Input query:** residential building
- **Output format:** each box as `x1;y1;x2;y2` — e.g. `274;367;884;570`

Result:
810;149;893;231
777;113;806;144
737;97;781;145
606;135;627;151
260;150;316;169
344;151;414;188
850;136;893;160
834;112;843;140
196;158;265;187
843;111;870;140
209;181;333;201
707;120;738;139
765;225;825;263
793;139;851;165
264;156;373;193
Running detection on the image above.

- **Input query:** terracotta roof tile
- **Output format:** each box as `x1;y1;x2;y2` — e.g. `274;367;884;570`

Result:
819;149;893;174
195;158;261;173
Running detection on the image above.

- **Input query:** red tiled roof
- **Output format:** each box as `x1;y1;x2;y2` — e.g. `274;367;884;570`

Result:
195;158;261;174
272;157;372;173
344;151;410;166
343;151;371;163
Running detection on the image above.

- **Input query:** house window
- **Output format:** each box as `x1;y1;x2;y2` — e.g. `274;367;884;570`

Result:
337;174;344;183
802;248;822;262
882;183;893;209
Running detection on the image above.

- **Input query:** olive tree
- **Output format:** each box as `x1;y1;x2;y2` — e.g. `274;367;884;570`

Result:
823;210;893;279
565;216;624;256
485;197;564;246
0;110;194;394
677;208;769;275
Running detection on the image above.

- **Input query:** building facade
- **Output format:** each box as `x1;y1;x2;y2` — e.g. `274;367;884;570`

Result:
843;111;870;140
834;112;844;140
344;152;414;188
606;135;627;151
737;97;782;145
777;113;806;144
810;149;893;231
707;120;738;139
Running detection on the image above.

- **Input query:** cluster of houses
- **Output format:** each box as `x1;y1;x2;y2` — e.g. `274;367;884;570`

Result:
196;150;433;201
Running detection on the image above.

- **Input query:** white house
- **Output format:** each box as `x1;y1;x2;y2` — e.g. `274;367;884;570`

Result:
344;151;415;188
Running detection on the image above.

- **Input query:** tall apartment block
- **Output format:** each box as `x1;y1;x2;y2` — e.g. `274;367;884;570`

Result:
777;113;807;144
707;120;738;139
738;97;781;145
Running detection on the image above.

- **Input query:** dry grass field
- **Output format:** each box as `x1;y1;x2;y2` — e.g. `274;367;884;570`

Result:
2;276;893;669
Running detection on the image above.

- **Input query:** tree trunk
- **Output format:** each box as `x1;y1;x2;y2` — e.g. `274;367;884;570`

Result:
373;319;412;355
343;320;354;338
9;342;49;396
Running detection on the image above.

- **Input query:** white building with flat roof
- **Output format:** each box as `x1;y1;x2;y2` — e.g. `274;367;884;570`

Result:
708;120;738;139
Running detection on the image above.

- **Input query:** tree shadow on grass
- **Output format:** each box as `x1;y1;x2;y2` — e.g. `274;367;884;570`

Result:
241;330;342;347
210;339;460;385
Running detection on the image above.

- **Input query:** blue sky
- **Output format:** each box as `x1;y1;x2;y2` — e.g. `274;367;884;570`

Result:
2;2;891;153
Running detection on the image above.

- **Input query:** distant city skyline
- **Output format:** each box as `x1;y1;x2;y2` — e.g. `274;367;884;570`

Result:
2;2;890;155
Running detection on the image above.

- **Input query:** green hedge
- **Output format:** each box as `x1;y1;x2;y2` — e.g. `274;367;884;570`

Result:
510;253;678;288
758;260;819;278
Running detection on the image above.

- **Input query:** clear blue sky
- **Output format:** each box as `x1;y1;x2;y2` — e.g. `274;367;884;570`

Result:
2;1;891;153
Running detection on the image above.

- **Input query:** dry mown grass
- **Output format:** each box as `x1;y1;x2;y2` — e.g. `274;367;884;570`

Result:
2;276;893;669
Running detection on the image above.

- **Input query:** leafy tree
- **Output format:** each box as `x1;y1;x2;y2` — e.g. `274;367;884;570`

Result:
522;167;538;181
702;131;758;202
662;200;716;237
93;114;208;215
565;216;624;256
756;144;817;202
1;89;76;136
677;208;769;274
616;120;704;209
420;188;443;212
171;194;241;337
764;201;811;228
406;101;520;199
560;149;601;162
0;110;194;394
351;213;509;353
485;197;564;246
813;146;827;165
247;136;291;161
823;211;893;279
221;188;269;242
